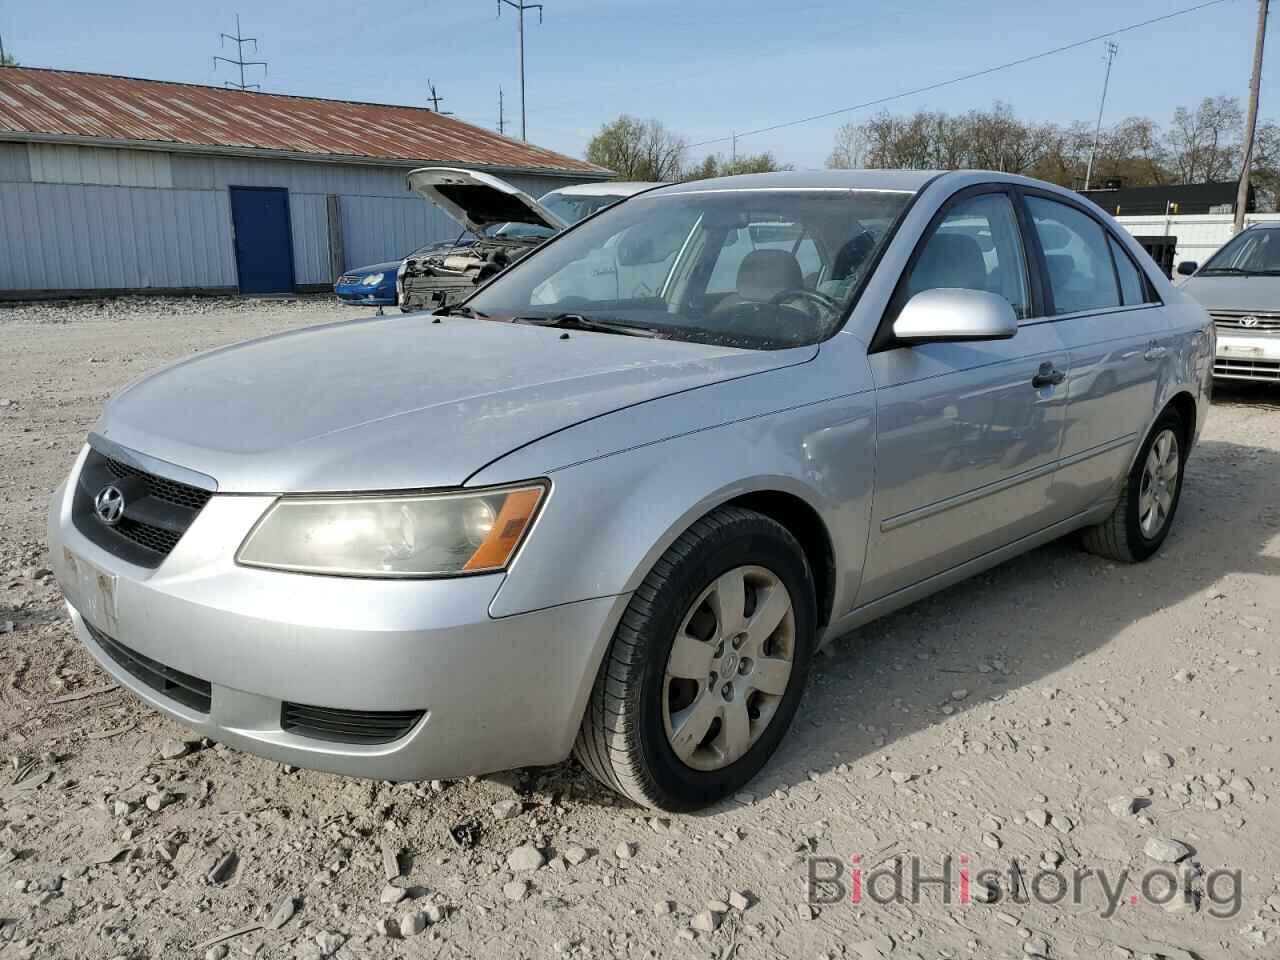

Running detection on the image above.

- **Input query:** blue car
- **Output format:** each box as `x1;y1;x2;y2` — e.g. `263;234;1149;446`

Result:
333;261;401;307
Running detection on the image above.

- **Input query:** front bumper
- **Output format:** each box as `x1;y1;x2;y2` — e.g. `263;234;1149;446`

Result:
48;459;628;781
1215;332;1280;383
333;282;397;306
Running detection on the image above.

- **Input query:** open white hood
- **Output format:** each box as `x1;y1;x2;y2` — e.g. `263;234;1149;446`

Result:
406;167;568;234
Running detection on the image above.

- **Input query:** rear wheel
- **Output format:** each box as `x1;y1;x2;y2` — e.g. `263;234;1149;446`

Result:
573;507;816;810
1081;409;1186;563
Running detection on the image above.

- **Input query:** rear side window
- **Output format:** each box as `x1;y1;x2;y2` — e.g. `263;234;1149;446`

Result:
1108;235;1150;306
1027;197;1120;315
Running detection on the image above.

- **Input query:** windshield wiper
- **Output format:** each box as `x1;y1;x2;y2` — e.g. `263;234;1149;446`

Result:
1199;267;1249;276
433;304;489;318
511;313;668;338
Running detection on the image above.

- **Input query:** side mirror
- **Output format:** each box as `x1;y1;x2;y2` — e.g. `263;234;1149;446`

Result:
893;288;1018;344
1176;261;1198;276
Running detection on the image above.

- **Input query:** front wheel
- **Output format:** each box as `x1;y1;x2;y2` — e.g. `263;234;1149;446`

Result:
573;507;816;810
1081;409;1186;563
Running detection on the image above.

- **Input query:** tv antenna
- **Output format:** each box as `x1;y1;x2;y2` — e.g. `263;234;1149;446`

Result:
214;14;267;91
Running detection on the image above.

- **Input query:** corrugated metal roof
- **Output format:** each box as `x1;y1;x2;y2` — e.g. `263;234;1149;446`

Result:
0;67;609;177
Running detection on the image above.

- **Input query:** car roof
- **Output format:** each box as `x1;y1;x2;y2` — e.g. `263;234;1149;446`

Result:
653;169;941;195
542;181;663;198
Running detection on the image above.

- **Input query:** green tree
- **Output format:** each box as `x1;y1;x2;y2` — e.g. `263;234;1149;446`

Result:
683;151;791;181
585;116;686;181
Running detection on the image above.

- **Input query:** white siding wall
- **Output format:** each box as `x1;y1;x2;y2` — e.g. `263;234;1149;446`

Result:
0;181;235;291
1115;213;1280;266
0;143;596;293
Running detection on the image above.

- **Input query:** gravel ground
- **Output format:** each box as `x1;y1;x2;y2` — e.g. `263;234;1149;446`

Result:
1;297;1279;960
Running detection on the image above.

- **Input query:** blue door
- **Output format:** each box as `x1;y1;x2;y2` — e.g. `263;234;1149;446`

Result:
229;187;295;294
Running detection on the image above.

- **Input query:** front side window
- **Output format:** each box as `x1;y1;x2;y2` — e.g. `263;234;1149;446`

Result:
467;188;914;349
1027;197;1121;315
1199;227;1280;275
904;192;1031;319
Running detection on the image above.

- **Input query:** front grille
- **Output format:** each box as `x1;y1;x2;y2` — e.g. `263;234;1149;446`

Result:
72;447;213;568
105;457;213;510
281;702;424;745
1211;311;1280;332
1215;357;1280;381
84;620;212;713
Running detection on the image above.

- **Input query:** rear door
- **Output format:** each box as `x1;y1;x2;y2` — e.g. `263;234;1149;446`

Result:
859;186;1072;604
1020;192;1170;513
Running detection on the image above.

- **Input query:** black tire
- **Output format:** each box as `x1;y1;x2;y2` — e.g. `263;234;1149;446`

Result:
573;507;817;811
1081;408;1187;563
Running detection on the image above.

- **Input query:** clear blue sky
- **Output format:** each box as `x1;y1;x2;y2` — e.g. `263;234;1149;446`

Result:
0;0;1272;170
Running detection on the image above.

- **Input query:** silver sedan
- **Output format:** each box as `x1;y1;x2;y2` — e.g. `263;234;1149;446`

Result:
48;170;1214;810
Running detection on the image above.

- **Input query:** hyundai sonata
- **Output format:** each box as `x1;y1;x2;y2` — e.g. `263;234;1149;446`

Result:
49;170;1213;810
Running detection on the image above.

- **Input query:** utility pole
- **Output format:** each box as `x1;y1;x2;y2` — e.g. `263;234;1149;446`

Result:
214;15;267;91
498;86;507;135
1236;0;1270;233
497;0;543;141
1084;41;1119;191
0;33;8;66
426;79;452;114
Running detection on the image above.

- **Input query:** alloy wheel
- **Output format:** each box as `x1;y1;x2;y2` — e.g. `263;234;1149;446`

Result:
1139;428;1180;539
662;565;796;771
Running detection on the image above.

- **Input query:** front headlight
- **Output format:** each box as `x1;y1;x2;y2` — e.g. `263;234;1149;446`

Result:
361;272;385;286
236;483;546;577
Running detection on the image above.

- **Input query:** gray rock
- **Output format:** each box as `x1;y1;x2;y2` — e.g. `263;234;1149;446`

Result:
1025;808;1049;827
422;901;445;924
690;910;720;933
1023;935;1050;957
728;890;751;911
653;900;672;915
399;911;427;938
1051;814;1075;834
503;879;529;901
380;884;407;905
982;832;1001;849
315;931;345;957
158;738;189;760
491;799;522;820
144;791;172;813
615;841;636;860
266;895;297;930
1144;837;1192;862
206;851;237;885
381;843;401;881
204;946;229;960
561;843;589;866
1143;750;1173;769
507;844;545;872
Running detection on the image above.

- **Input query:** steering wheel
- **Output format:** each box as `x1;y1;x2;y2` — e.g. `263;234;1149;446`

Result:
770;288;840;316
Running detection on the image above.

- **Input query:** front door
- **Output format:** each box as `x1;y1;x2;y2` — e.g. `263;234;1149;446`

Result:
859;188;1072;604
1021;193;1170;512
229;186;295;295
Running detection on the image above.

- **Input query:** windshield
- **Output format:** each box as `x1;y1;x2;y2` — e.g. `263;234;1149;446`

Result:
491;192;632;241
1199;228;1280;275
466;188;914;349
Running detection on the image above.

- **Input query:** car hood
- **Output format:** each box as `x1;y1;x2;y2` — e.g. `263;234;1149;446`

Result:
406;167;568;235
93;315;815;493
1180;274;1280;312
342;261;402;278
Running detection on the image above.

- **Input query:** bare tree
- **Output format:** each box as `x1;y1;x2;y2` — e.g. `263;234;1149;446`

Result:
826;122;867;169
1165;96;1244;182
585;116;687;181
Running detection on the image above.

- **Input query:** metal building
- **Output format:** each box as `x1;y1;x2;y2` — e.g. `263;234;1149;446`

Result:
0;67;610;298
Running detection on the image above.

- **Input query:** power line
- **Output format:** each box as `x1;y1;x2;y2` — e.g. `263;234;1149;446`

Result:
688;0;1233;149
497;0;543;141
213;14;268;91
1084;41;1120;191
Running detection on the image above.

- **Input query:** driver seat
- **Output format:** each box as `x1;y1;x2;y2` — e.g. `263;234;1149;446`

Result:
712;249;804;317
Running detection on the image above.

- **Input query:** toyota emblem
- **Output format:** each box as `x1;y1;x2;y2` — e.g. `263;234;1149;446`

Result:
94;485;125;526
1240;315;1259;328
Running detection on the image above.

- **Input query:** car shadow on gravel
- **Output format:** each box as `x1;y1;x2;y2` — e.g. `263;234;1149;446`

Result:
540;430;1280;813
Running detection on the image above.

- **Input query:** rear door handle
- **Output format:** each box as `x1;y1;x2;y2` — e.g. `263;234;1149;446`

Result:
1032;362;1066;389
1144;341;1169;361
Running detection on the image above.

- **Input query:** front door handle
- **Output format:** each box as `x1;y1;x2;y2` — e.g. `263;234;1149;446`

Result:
1032;362;1066;389
1144;340;1169;362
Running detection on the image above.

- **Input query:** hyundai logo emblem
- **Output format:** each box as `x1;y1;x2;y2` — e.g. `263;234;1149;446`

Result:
94;485;125;526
